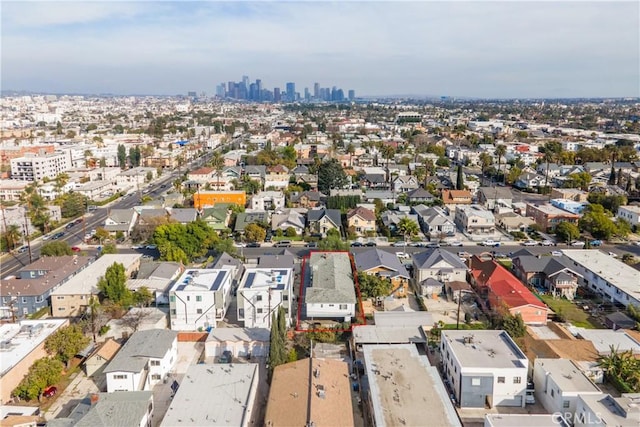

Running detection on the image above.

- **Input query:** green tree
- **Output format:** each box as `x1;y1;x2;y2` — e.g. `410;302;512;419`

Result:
495;144;507;184
59;192;88;218
100;243;118;255
44;324;90;367
555;221;580;242
285;227;297;237
145;171;153;182
318;235;348;251
245;223;267;242
357;272;392;298
397;217;419;242
3;224;22;252
579;204;618;240
94;227;110;244
317;159;348;194
132;286;154;307
268;306;287;379
500;313;526;339
97;262;131;306
455;164;464;190
117;144;127;169
565;172;592;191
41;241;73;256
507;166;522;185
12;358;64;401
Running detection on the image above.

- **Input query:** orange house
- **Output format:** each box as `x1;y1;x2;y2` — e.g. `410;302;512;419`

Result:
194;191;246;209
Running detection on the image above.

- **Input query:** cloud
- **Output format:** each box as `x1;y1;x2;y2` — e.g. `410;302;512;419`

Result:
1;1;638;97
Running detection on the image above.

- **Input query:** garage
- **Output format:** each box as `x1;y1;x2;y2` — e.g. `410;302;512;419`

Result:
205;328;270;359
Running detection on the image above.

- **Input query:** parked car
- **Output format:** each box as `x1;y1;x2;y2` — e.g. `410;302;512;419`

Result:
448;241;463;247
218;350;233;364
42;234;51;241
350;241;363;247
365;241;377;247
590;240;603;247
274;240;291;248
522;240;538;246
17;246;28;253
457;251;472;258
608;251;618;258
396;252;411;259
540;240;554;246
145;244;158;250
246;242;261;248
425;242;440;248
392;241;407;247
71;246;81;252
43;386;57;398
65;222;75;230
571;241;585;247
52;232;65;240
551;251;563;256
481;240;500;247
305;242;318;248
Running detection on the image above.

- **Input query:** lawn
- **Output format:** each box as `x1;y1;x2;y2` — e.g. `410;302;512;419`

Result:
539;294;598;328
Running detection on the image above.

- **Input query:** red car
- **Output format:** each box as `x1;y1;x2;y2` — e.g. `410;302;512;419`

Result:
43;386;57;398
71;246;81;252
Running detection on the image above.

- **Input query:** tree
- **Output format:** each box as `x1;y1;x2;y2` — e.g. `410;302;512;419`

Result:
495;144;507;184
268;306;287;379
397;217;419;243
145;171;153;182
506;166;522;185
565;172;592;191
117;144;127;169
41;241;73;256
44;324;90;368
317;159;348;194
94;227;110;245
97;262;131;306
3;224;22;251
59;192;88;218
555;221;580;243
357;272;392;298
579;204;618;240
100;243;118;255
65;130;76;139
500;313;526;339
244;223;267;243
12;357;64;401
318;234;348;251
209;152;225;190
346;143;355;167
455;164;464;190
132;286;154;307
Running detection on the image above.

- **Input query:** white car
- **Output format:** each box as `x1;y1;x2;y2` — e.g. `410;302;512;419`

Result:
396;252;411;259
571;241;585;247
540;240;554;246
608;252;618;258
457;251;472;258
448;241;463;247
551;251;563;256
481;240;500;247
145;244;158;250
522;240;538;246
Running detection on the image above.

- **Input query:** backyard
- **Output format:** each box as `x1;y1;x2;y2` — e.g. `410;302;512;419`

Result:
539;294;601;329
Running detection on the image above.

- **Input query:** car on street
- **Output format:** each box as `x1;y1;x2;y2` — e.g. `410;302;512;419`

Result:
71;246;81;252
52;232;65;240
145;244;158;250
551;251;563;256
350;241;363;247
274;240;292;248
305;242;318;248
481;239;500;247
571;241;585;247
425;242;440;248
590;240;603;247
246;242;261;248
42;234;51;240
540;240;554;246
448;241;463;247
65;222;75;230
522;240;538;246
608;252;618;258
457;251;472;258
43;386;57;398
365;241;377;247
18;246;28;253
396;252;411;259
392;241;406;247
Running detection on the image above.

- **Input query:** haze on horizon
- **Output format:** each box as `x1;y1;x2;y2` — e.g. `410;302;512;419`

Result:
2;1;639;99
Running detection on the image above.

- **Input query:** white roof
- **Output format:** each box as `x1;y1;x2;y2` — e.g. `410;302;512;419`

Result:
51;254;141;295
534;359;601;393
485;414;569;427
441;330;528;369
0;319;68;377
160;364;258;426
561;250;640;300
574;328;640;355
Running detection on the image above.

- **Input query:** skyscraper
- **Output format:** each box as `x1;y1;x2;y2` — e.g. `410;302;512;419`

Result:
286;82;295;101
313;82;320;98
256;79;262;101
348;90;355;101
304;87;310;101
274;87;281;102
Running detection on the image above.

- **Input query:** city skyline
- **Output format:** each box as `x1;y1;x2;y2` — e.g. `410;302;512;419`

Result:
2;1;639;98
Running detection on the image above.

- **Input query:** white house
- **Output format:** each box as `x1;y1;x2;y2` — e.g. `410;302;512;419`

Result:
250;191;285;211
304;252;357;321
168;268;234;331
454;204;496;234
616;205;640;227
236;268;293;328
103;329;178;393
205;327;270;359
533;359;602;420
574;393;640;427
441;330;529;408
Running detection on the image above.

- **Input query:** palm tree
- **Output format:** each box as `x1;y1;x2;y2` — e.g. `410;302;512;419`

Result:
397;217;419;246
210;152;225;190
479;152;493;185
495;144;507;184
346;143;355;167
4;224;22;251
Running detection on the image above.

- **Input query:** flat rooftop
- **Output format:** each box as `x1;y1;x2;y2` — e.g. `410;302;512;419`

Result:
577;393;640;427
0;319;68;377
363;344;461;427
528;203;580;217
441;330;528;369
353;325;426;345
161;364;258;427
238;268;292;291
573;328;640;355
485;414;570;427
170;269;230;292
561;250;640;300
50;254;141;295
535;359;601;393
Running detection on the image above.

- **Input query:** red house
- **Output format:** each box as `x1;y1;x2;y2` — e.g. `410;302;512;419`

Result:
469;256;548;325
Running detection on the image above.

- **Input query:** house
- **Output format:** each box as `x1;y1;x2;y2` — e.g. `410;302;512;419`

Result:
250;191;285;211
0;319;68;404
346;206;376;236
616;205;640;227
441;330;529;408
561;250;640;308
103;209;138;237
50;254;142;317
551;188;589;202
133;261;184;305
550;198;588;215
136;207;169;228
441;189;472;205
392;175;419;193
514;172;547;191
167;207;198;224
48;391;154;427
362;190;395;204
264;165;290;190
200;206;231;230
160;364;259;427
412;205;456;237
84;338;122;377
304;252;357;321
0;256;93;319
168;268;234;331
469;256;548;325
271;209;306;236
533;359;602;419
412;249;468;292
187;167;215;182
104;329;178;392
290;190;323;209
525;203;580;232
454;205;496;234
204;327;270;359
406;188;435;204
477;187;513;210
193;190;246;209
101;307;168;342
575;393;640;427
354;248;411;297
494;212;536;233
361;173;388;189
604;312;637;331
380;211;419;234
234;211;269;233
512;255;582;300
307;208;342;236
236;268;293;328
572;328;640;356
265;357;354;427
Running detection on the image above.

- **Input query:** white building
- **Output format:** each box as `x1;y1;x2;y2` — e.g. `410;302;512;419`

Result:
115;167;157;190
616;205;640;227
484;414;570;427
104;329;178;393
304;252;357;321
168;268;234;331
236;268;293;328
10;152;71;181
561;250;640;308
454;204;496;234
441;330;529;408
0;180;30;202
250;191;285;211
533;359;602;419
574;393;640;427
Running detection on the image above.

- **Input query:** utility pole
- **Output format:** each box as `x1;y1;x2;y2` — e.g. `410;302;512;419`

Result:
456;289;462;330
23;211;32;263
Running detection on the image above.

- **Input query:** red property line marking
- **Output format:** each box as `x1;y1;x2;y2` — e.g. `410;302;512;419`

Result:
295;250;365;333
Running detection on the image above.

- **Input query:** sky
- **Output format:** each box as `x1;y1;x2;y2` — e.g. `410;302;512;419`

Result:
2;1;639;98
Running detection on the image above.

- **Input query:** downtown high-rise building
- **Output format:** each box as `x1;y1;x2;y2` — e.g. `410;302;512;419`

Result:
285;82;296;101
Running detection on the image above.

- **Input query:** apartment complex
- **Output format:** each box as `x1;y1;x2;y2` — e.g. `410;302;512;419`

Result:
10;152;71;181
236;268;293;328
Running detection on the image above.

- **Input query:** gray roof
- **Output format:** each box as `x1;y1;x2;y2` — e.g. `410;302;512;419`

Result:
169;208;198;223
107;209;136;224
258;254;295;269
235;211;269;232
354;248;410;279
307;208;341;228
103;329;177;373
478;186;513;201
137;262;183;280
413;249;468;270
206;327;270;343
306;253;357;304
407;188;434;200
49;391;153;427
